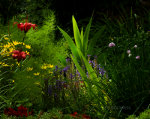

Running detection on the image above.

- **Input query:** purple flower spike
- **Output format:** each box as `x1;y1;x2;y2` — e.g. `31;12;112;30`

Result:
70;73;73;79
108;42;115;47
66;57;71;62
55;66;58;71
63;66;70;72
136;56;140;59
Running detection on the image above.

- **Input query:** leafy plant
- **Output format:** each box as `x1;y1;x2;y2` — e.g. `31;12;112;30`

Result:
58;16;111;118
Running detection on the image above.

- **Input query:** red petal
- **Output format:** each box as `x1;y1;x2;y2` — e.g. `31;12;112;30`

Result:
17;23;24;31
12;50;20;54
22;54;26;60
24;23;32;32
12;54;18;59
74;112;78;115
31;24;37;30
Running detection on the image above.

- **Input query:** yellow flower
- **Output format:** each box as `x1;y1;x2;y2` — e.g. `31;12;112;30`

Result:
47;64;53;68
27;67;33;71
34;82;40;85
25;45;31;49
48;71;53;74
9;48;14;53
2;63;9;67
13;41;22;46
4;37;9;40
12;80;15;83
25;51;30;55
33;72;40;76
16;62;20;66
41;65;47;69
3;44;11;48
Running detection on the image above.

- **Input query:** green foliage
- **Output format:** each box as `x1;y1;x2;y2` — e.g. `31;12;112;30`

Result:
59;16;111;118
26;11;68;65
90;8;150;118
126;108;150;119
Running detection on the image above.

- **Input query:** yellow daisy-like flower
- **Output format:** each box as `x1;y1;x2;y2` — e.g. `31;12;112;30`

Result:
27;67;33;71
25;45;31;49
2;63;9;67
34;82;40;85
33;72;40;76
3;44;11;48
4;37;9;40
12;80;15;83
9;47;14;53
25;51;30;55
16;62;20;66
41;65;47;69
13;41;22;46
47;64;54;68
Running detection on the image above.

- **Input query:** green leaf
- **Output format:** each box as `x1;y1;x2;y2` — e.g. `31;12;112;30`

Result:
88;26;106;54
83;17;92;56
77;49;98;82
80;27;84;49
72;16;82;51
57;54;67;67
58;26;80;60
70;54;88;87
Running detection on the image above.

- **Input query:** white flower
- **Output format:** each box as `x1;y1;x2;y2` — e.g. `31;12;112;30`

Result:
134;45;137;48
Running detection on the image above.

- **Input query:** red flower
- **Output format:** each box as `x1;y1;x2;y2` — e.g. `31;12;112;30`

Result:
70;112;78;117
4;106;33;117
12;50;29;62
82;114;90;119
17;105;28;117
14;22;37;33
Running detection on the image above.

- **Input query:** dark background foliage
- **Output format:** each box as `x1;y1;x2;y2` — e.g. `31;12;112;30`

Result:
0;0;142;25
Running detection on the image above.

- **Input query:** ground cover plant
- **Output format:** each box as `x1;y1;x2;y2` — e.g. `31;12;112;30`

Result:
0;2;150;119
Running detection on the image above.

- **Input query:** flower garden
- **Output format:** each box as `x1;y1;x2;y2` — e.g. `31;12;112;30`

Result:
0;1;150;119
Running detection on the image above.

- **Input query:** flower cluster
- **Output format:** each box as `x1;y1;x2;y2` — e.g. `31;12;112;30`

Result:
41;63;54;69
4;105;33;117
70;112;90;119
14;22;37;33
127;45;140;59
12;50;30;62
0;39;31;57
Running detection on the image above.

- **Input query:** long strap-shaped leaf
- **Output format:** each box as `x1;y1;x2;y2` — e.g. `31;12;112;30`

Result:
83;17;92;56
77;48;98;82
58;26;80;60
72;16;82;53
71;54;88;87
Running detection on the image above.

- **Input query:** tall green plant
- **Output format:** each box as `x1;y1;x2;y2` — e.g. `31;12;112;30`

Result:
58;16;111;118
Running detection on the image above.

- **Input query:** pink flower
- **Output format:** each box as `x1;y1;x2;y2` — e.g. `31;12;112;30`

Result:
108;42;115;47
136;56;140;59
127;50;131;54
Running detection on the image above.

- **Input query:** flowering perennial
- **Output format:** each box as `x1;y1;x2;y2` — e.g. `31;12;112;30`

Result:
4;105;33;117
12;50;29;62
14;22;37;33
